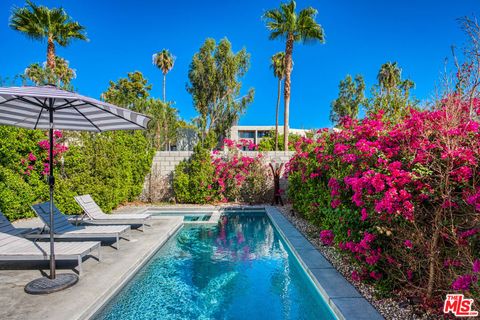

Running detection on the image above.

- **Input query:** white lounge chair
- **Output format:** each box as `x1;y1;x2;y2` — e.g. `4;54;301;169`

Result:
30;202;131;250
74;195;151;231
0;210;100;275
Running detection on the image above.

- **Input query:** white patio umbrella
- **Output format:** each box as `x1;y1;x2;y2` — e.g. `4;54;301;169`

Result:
0;85;150;294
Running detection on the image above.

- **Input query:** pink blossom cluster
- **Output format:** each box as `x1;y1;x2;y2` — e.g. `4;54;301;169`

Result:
20;130;68;176
210;139;264;201
320;230;334;246
285;96;480;301
222;138;258;151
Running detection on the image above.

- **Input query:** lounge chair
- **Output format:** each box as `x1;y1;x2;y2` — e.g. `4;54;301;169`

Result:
74;195;151;231
0;210;101;275
30;202;130;250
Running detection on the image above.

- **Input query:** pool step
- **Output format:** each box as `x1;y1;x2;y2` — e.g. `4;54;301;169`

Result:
184;209;221;226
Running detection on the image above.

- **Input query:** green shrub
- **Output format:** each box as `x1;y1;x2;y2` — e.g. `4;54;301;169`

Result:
0;127;154;220
173;145;216;203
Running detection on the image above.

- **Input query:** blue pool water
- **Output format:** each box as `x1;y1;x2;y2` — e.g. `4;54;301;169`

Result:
94;211;336;320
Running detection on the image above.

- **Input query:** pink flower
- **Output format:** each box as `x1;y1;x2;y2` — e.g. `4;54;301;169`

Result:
473;259;480;273
330;199;341;208
404;240;413;249
451;274;477;291
360;208;368;221
320;230;334;246
458;228;479;239
370;271;382;280
333;143;349;155
28;152;37;162
351;271;361;282
407;269;413;281
53;130;63;138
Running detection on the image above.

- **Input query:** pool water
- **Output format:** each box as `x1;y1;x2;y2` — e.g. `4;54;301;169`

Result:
94;211;336;320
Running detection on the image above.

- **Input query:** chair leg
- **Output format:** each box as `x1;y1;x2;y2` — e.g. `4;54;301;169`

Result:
116;234;120;250
97;246;102;262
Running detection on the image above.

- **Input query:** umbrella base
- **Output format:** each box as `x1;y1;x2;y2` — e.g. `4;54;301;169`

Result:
24;273;79;294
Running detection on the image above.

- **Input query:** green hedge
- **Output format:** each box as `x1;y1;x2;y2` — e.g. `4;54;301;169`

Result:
0;127;154;220
173;145;216;204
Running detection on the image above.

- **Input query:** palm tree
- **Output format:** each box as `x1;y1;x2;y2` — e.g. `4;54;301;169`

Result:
152;49;175;102
263;1;325;151
400;79;415;100
10;0;87;70
270;52;286;151
377;62;401;95
152;49;175;151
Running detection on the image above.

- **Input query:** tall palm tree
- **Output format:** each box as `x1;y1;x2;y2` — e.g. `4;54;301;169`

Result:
152;49;175;102
270;52;286;151
10;0;87;70
152;49;175;151
400;79;415;100
264;1;325;151
377;62;401;95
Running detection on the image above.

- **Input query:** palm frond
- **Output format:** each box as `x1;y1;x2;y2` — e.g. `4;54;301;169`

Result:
10;1;87;47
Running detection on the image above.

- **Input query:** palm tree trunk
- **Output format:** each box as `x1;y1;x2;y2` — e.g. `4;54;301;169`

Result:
275;78;281;152
283;34;294;151
163;74;166;102
47;37;56;71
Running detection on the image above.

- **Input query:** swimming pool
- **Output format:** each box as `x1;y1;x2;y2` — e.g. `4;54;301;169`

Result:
94;210;337;320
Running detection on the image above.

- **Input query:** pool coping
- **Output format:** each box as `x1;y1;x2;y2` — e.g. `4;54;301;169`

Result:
79;219;184;320
148;207;222;226
264;206;384;320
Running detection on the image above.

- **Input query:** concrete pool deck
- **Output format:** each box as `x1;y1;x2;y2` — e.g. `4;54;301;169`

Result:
0;215;182;320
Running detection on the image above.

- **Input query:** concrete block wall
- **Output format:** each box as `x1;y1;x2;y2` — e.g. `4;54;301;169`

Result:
140;150;295;202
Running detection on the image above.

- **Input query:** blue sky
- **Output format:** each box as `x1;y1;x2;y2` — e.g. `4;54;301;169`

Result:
0;0;478;129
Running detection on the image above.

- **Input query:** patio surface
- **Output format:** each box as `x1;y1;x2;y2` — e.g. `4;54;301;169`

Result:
0;214;182;320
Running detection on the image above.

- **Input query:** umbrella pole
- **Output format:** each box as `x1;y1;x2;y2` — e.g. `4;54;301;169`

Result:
48;105;56;279
25;97;78;294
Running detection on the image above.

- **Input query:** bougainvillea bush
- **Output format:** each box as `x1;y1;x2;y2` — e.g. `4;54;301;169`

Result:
174;139;271;204
286;96;480;312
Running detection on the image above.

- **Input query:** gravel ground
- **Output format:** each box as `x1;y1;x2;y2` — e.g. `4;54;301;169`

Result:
276;204;434;320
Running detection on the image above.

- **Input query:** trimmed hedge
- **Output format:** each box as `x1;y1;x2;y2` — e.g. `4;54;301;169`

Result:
0;127;154;220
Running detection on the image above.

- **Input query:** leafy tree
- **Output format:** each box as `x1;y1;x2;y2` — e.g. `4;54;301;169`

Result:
263;0;325;151
366;62;417;123
330;74;366;125
10;0;87;70
102;71;152;111
102;71;182;151
377;62;401;95
24;56;76;89
270;52;286;151
139;99;180;150
257;131;302;151
187;38;254;147
152;49;175;102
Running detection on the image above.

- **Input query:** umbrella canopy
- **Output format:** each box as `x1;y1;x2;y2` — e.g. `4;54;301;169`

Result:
0;85;149;131
0;85;150;294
